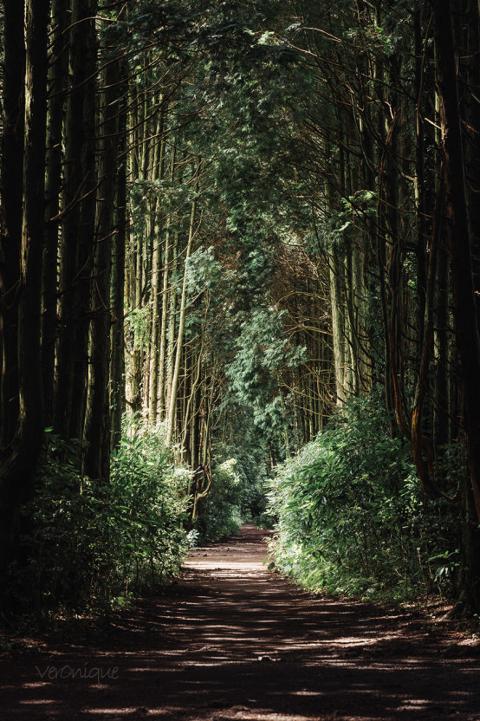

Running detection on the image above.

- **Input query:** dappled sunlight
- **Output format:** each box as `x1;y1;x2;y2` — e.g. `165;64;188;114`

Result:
86;708;171;717
19;699;60;705
183;560;266;572
1;527;479;720
1;1;480;718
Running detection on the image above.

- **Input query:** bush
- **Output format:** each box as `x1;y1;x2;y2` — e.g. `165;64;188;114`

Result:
18;428;189;612
193;435;271;542
268;397;459;600
109;429;190;592
195;458;243;542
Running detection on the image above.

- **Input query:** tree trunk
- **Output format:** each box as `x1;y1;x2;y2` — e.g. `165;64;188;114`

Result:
166;194;197;445
0;0;50;585
84;52;121;481
0;0;25;448
433;0;480;608
42;0;68;425
111;59;128;449
55;0;97;440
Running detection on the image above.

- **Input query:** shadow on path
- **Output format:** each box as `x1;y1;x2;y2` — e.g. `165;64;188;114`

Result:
1;525;479;720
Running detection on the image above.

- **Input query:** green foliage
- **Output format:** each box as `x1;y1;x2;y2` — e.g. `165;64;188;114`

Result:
126;305;152;351
195;458;243;542
221;435;270;521
19;429;189;613
324;190;378;253
227;307;305;445
110;428;190;586
185;246;222;298
268;397;459;600
194;454;268;544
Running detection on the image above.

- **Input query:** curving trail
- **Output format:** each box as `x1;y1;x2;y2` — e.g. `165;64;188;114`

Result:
1;525;479;720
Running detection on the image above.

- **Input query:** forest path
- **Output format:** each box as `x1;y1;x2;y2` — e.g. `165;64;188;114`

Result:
1;525;479;721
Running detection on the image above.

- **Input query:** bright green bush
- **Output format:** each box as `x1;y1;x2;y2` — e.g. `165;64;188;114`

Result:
109;429;190;591
21;428;189;612
268;397;459;600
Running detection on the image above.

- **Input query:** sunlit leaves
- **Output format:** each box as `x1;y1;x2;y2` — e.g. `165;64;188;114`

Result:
269;397;458;599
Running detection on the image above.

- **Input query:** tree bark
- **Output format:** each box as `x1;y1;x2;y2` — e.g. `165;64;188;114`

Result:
0;0;25;448
433;0;480;608
0;0;50;585
55;0;97;439
111;59;129;449
166;193;198;446
42;0;68;425
84;52;121;481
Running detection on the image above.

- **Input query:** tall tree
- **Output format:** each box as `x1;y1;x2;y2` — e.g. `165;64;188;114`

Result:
0;0;50;581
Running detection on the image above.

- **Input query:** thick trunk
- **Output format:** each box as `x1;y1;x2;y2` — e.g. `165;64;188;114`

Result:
165;231;179;419
434;236;450;446
0;0;50;584
414;0;427;354
328;247;346;404
0;0;25;448
55;0;97;439
434;0;480;608
84;54;121;481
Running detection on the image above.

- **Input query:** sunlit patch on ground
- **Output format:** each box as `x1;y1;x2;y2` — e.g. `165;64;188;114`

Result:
0;527;479;721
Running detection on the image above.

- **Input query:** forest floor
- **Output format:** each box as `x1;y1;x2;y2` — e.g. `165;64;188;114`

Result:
1;525;479;721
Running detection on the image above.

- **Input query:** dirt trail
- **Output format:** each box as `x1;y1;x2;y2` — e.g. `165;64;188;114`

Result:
1;525;479;720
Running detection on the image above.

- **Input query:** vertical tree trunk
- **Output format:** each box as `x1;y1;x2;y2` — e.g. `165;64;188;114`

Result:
166;195;197;445
414;0;427;354
0;0;50;584
111;59;129;449
0;0;25;448
165;230;179;419
148;106;167;424
42;0;68;425
84;52;121;481
462;0;480;324
158;142;176;421
55;0;98;440
433;0;480;609
433;235;450;446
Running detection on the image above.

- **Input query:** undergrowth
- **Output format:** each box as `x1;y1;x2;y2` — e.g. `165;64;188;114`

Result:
12;426;190;614
268;397;460;601
194;441;269;543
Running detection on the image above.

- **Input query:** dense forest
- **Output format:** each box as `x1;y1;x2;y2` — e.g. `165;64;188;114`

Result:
1;0;480;617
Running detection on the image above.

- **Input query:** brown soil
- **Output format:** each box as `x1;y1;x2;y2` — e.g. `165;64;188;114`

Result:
1;525;479;720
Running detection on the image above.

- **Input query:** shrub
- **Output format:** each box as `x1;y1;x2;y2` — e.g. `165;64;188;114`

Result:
109;429;190;592
18;428;189;613
195;457;243;542
193;435;272;543
268;397;459;600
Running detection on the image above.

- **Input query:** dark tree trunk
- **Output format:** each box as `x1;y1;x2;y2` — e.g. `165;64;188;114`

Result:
0;0;50;588
433;0;480;609
42;0;68;425
55;0;97;440
414;0;427;353
434;235;450;446
111;60;128;450
461;0;480;325
0;0;25;448
84;53;122;481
